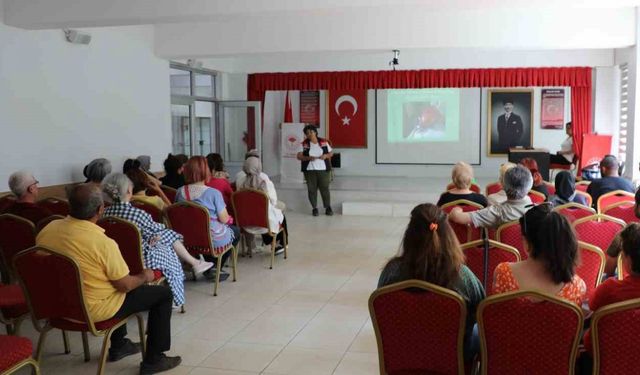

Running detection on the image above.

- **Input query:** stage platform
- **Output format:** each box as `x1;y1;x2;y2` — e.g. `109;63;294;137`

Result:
274;176;496;217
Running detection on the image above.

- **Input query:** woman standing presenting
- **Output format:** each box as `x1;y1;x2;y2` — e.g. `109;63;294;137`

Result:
297;125;334;216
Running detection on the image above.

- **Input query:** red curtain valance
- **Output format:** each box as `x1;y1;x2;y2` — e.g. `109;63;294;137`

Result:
247;67;592;163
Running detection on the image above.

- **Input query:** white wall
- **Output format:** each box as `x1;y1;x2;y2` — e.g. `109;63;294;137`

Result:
594;66;621;157
0;20;171;187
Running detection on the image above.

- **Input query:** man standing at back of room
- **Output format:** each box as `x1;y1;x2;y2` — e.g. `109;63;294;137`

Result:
586;155;634;208
496;98;524;153
37;183;181;374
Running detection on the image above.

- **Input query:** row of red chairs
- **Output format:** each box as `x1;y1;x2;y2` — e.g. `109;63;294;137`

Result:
370;279;639;375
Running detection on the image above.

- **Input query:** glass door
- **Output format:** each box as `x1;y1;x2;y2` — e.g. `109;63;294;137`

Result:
216;101;262;172
171;102;192;156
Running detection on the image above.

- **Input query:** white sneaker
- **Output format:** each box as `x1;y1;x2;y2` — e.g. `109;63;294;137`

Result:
193;260;214;275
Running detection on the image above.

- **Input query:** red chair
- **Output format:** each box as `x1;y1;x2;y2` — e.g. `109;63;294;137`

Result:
575;181;590;192
573;214;625;277
597;190;635;214
0;214;35;284
165;202;237;296
0;283;29;335
13;247;146;374
603;201;639;224
232;189;288;270
446;182;481;194
543;181;556;196
35;215;65;233
575;190;593;207
130;199;163;223
36;197;70;216
369;280;467;375
147;185;177;203
527;190;546;204
478;291;583;375
591;298;640;374
553;202;596;223
575;241;605;299
496;221;526;259
485;182;502;196
460;240;520;295
0;335;40;374
0;195;16;212
441;200;484;245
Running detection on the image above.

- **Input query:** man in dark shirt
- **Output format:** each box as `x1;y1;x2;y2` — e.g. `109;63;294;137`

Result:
1;171;51;225
586;155;635;208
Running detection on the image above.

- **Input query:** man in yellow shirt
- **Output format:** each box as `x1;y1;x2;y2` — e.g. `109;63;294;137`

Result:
37;184;180;374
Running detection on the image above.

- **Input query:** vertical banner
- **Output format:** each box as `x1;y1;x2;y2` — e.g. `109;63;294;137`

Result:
579;134;612;171
299;91;320;126
327;90;367;148
541;88;565;129
280;122;306;182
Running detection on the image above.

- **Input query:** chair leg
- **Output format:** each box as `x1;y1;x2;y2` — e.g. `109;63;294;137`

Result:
97;329;115;375
270;237;276;270
30;360;41;375
283;230;288;260
232;246;238;282
62;330;71;354
35;328;50;364
5;323;14;335
135;314;146;359
82;332;91;362
180;305;185;314
213;255;222;296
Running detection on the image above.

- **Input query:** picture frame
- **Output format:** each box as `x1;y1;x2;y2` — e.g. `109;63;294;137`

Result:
487;89;533;156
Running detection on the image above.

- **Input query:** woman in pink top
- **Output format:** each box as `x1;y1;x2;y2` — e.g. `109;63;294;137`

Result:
492;204;586;305
205;153;234;211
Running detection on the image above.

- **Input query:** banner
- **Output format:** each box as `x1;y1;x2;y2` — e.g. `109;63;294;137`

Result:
280;122;306;182
579;134;612;171
299;91;319;126
541;88;565;129
327;90;367;148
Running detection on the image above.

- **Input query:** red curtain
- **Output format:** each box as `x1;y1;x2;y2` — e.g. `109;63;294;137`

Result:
248;67;592;159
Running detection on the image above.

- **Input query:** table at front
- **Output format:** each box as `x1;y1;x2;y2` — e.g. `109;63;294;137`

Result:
508;148;550;181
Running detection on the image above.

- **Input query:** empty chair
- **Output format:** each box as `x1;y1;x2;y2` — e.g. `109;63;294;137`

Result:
460;240;520;294
575;190;593;207
0;283;29;335
553;202;596;223
0;195;16;212
13;247;146;375
602;201;639;224
575;241;605;298
597;190;635;214
36;197;70;216
369;280;468;375
0;335;40;375
232;189;288;269
590;298;640;374
573;214;625;278
441;200;484;245
496;221;526;259
478;291;583;375
0;214;35;283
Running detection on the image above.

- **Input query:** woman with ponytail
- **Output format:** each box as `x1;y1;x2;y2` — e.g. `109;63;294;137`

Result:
378;203;485;360
101;173;213;308
493;204;586;305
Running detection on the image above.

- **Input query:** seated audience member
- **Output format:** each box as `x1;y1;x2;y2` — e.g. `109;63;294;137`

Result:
235;149;272;186
437;162;488;207
237;157;287;254
126;169;171;210
1;171;52;225
487;162;517;206
83;158;112;186
102;173;213;307
549;171;588;206
603;188;640;275
176;156;240;280
36;184;181;373
205;153;233;209
583;223;640;354
449;165;533;229
137;155;157;178
159;154;185;190
378;203;485;361
174;154;188;166
519;158;549;198
493;204;586;305
123;158;141;174
586;155;634;207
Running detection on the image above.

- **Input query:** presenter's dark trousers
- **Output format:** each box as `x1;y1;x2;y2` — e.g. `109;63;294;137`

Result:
549;154;572;165
111;284;173;361
304;170;331;209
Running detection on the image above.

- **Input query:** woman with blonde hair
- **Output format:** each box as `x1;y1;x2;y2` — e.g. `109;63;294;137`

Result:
378;203;485;360
437;161;487;207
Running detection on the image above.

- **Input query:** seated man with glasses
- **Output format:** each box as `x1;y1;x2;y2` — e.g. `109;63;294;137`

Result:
1;170;52;225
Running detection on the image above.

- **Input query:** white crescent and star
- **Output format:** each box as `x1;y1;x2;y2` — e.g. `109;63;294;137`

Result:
335;95;358;126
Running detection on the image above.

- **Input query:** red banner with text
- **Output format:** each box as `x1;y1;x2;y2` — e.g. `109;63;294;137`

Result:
299;91;320;126
541;88;565;129
327;90;367;148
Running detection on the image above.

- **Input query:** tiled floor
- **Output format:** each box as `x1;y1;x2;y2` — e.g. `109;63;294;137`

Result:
14;212;408;374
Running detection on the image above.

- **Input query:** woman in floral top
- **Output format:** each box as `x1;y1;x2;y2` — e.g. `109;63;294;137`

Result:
492;204;586;306
102;173;213;307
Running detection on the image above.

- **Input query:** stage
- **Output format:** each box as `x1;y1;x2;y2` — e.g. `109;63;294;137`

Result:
274;175;496;217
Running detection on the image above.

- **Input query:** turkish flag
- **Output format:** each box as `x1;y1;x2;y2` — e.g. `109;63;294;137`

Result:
327;90;367;148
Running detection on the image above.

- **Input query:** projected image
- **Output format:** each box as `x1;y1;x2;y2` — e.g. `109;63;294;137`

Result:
403;102;446;140
387;89;460;143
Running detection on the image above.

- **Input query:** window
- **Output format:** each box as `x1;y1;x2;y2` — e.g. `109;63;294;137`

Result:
619;63;629;164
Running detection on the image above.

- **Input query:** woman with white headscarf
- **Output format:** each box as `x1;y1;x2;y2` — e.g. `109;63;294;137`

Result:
238;157;287;253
